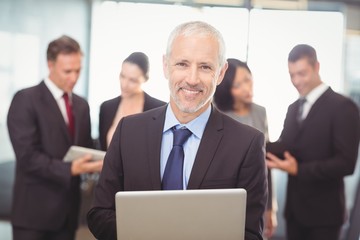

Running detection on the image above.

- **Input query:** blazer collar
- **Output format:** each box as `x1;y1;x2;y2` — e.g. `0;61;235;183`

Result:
147;105;167;189
299;87;333;126
39;81;74;144
187;106;224;189
146;105;224;190
294;88;333;137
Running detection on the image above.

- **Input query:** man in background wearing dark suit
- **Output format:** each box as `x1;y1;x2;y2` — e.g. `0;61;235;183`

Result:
7;35;103;240
88;21;268;240
266;44;360;240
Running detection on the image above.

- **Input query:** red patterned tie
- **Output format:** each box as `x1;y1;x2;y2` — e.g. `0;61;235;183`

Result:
63;93;75;139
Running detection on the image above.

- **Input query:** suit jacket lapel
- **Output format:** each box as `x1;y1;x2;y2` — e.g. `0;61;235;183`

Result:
39;82;71;143
72;96;81;143
187;107;224;189
147;105;167;190
302;88;332;125
297;88;332;134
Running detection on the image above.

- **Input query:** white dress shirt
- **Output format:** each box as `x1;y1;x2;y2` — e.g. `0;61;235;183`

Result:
300;83;329;120
44;78;72;124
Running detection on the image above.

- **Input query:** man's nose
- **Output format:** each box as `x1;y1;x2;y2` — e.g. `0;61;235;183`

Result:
186;66;200;86
69;72;79;83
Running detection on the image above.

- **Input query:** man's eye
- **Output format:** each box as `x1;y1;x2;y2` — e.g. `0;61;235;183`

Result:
201;65;212;71
175;62;187;67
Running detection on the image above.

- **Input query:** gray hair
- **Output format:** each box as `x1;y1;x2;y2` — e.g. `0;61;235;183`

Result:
165;21;226;68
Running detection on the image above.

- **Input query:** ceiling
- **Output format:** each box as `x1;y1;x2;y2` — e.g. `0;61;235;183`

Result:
127;0;360;8
251;0;360;9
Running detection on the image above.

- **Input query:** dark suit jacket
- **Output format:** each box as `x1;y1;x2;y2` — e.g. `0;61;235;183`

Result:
98;92;166;150
88;105;268;240
278;87;360;226
7;81;94;231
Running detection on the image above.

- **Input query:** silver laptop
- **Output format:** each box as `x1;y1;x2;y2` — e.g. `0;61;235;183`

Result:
115;188;247;240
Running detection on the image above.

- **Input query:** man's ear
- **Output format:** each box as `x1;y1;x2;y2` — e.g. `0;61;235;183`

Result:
217;61;228;86
47;60;55;72
314;61;320;73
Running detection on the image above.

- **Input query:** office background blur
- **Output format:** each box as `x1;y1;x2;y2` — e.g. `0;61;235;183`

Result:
0;0;360;239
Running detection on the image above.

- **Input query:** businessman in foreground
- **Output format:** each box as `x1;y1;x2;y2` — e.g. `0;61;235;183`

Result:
88;21;268;240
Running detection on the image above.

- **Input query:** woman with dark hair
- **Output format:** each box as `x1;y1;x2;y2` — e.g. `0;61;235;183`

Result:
99;52;166;150
214;58;277;239
214;59;267;135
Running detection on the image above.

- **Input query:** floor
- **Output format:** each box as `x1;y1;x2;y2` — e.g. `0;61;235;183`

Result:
0;221;95;240
0;160;97;240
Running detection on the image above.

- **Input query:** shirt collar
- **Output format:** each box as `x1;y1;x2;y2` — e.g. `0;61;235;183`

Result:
163;104;211;139
44;77;71;101
303;83;329;105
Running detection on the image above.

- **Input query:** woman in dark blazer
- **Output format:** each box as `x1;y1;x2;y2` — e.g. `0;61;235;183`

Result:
99;52;166;150
214;58;277;239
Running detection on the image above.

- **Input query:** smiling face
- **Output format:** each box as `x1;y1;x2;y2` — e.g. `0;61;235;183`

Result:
163;34;227;122
47;52;82;93
288;57;321;97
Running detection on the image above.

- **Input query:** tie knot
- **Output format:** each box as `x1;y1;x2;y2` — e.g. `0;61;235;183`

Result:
172;127;192;147
63;92;69;101
299;97;306;105
297;97;307;123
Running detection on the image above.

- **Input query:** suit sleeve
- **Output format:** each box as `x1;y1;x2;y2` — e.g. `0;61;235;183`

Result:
297;99;360;182
239;132;268;240
88;118;125;240
98;102;107;151
7;90;72;187
263;109;274;211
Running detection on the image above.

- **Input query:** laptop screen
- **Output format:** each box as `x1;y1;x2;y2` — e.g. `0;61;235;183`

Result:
115;188;247;240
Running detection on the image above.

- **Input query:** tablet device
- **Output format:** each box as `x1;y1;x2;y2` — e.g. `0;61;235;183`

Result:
115;188;247;240
63;145;106;162
266;141;287;160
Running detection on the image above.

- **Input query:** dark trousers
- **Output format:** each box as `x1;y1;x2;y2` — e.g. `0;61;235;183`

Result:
286;218;341;240
12;225;76;240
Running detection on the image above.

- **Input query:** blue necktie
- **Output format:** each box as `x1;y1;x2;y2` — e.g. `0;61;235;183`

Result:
162;127;192;190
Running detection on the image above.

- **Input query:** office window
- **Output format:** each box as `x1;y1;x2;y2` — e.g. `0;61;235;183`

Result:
0;31;40;163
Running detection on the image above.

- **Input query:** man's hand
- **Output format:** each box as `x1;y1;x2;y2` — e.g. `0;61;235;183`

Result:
266;151;298;176
71;154;104;176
